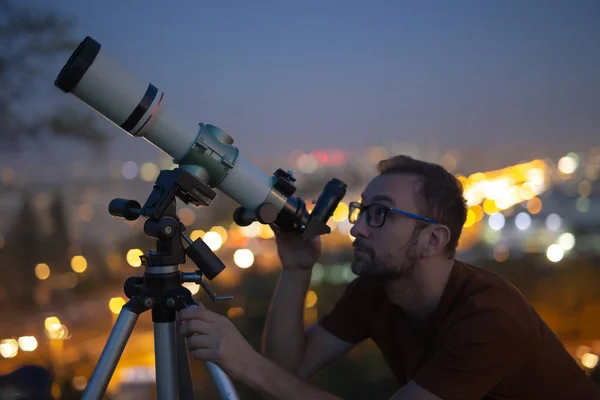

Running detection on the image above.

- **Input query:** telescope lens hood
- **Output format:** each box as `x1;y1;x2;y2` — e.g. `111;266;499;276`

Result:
55;36;101;93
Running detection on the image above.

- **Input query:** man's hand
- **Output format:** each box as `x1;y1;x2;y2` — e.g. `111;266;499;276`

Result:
180;305;343;400
273;227;321;270
179;305;258;380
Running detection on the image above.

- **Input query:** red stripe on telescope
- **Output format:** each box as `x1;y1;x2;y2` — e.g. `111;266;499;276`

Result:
133;92;164;136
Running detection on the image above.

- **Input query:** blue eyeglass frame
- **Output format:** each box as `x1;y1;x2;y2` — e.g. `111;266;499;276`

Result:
348;201;438;227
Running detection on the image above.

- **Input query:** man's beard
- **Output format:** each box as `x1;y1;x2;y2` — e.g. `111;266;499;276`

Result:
351;230;421;280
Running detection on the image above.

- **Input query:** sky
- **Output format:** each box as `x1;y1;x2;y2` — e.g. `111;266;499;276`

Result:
11;0;600;174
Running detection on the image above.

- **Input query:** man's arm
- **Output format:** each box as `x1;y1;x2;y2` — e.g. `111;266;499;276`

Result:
243;353;343;400
262;230;354;378
261;268;312;373
262;269;354;378
180;306;344;400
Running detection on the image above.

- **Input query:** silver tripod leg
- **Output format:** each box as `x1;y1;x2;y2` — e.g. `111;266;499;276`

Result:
155;321;179;399
82;307;139;400
157;319;239;400
205;361;240;400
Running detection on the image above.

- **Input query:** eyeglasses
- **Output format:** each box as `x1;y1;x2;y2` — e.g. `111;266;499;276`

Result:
348;201;438;228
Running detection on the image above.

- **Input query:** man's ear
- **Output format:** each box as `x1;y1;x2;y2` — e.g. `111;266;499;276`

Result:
421;224;451;257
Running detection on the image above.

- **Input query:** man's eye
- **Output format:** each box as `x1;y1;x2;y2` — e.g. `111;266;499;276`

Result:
373;206;387;217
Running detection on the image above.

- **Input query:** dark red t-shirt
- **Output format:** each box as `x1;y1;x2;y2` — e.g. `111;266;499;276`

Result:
319;260;600;400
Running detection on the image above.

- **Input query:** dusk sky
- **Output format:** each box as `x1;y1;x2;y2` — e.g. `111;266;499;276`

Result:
14;0;600;175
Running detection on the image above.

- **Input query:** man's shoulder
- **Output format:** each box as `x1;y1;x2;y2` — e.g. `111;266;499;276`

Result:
447;261;538;332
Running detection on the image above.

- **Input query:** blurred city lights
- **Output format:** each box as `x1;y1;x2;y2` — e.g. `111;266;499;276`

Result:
578;180;592;197
440;153;457;172
546;244;564;263
0;339;19;358
35;263;51;280
121;161;139;179
233;249;254;268
493;244;510;262
183;282;200;295
464;209;476;228
203;232;223;251
126;249;144;267
227;307;245;319
332;202;349;222
240;222;261;238
367;146;389;164
109;297;126;314
44;316;69;340
527;197;543;214
210;226;229;243
190;230;205;241
582;353;599;369
71;255;88;273
305;290;318;308
576;196;591;212
514;212;531;231
72;376;88;391
558;153;579;174
558;233;575;251
44;316;61;332
139;162;160;182
488;213;505;231
178;208;196;226
77;204;94;222
296;153;318;173
17;336;38;351
545;213;562;231
257;224;275;239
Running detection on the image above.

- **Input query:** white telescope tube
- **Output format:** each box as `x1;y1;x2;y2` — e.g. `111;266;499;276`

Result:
55;36;275;212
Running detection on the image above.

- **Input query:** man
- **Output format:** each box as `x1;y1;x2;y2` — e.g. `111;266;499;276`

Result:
180;155;600;399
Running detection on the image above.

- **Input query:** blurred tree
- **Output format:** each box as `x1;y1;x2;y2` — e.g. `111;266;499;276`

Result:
0;0;108;155
45;189;72;274
0;191;42;308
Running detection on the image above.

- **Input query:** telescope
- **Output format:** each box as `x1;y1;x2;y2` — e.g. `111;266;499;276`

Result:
55;36;346;241
53;36;346;400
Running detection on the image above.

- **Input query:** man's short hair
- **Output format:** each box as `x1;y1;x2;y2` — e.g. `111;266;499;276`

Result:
377;155;468;257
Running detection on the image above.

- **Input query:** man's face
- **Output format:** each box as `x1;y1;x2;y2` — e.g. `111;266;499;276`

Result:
349;173;423;279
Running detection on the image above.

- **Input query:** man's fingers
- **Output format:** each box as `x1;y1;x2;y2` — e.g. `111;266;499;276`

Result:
180;319;212;337
178;305;219;323
186;332;213;351
190;348;214;361
178;305;204;321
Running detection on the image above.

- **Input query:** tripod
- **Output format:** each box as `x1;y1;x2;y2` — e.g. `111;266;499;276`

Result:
82;168;240;400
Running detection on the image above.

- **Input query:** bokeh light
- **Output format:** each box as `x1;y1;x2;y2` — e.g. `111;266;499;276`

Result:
126;249;144;267
546;244;564;262
488;213;505;231
109;297;126;314
514;212;531;231
139;162;160;182
18;336;38;351
35;263;50;280
545;213;562;231
71;255;88;273
558;232;575;251
558;153;578;174
122;161;139;179
305;290;318;308
233;249;254;268
0;339;19;358
203;232;223;251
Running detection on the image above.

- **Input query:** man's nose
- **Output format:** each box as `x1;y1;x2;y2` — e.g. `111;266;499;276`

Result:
350;214;369;238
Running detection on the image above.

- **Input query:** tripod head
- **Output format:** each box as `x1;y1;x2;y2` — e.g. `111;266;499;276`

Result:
109;167;231;302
